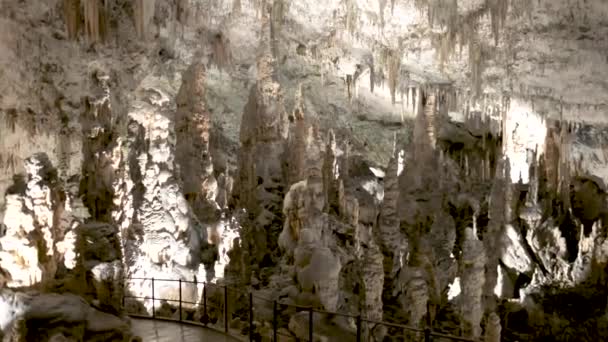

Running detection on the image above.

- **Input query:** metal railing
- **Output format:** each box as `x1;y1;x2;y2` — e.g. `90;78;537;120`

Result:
122;277;479;342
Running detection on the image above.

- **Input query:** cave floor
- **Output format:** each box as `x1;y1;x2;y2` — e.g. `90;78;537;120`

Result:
131;318;241;342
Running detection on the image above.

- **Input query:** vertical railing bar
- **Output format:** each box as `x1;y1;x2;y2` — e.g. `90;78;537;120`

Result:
273;301;278;342
356;314;362;342
224;285;229;333
203;282;208;325
249;292;253;342
124;277;480;341
151;277;155;319
308;307;313;342
178;279;182;321
425;300;432;342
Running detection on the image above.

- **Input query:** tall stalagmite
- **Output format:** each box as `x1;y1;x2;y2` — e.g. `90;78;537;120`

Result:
175;61;218;224
461;228;486;339
234;13;289;283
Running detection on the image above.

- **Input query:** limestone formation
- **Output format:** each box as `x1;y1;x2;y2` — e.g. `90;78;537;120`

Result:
63;0;81;40
175;61;219;224
83;0;107;44
116;78;206;312
234;15;289;283
133;0;156;39
2;0;608;341
0;290;135;341
0;154;60;288
485;312;501;342
461;228;486;339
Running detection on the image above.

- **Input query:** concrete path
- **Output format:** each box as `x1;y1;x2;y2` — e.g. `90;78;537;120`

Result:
132;318;240;342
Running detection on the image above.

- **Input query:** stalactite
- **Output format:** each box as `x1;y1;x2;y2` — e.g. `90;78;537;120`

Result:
270;0;285;58
232;0;242;16
510;0;534;20
386;49;401;105
84;0;107;44
487;0;509;45
379;0;387;26
345;0;359;36
210;32;232;71
271;0;286;33
134;0;156;39
469;37;483;97
424;90;437;150
63;0;81;40
421;0;507;97
5;109;18;133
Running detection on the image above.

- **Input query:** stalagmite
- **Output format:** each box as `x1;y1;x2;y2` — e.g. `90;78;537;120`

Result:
175;61;218;223
234;13;289;283
287;84;312;185
322;130;340;214
485;312;502;342
461;228;486;339
484;157;506;312
379;135;404;261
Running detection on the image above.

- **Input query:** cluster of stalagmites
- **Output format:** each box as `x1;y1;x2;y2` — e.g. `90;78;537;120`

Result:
6;2;608;341
0;152;135;341
0;56;235;341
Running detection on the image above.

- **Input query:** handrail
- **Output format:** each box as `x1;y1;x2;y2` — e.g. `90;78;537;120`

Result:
122;277;481;342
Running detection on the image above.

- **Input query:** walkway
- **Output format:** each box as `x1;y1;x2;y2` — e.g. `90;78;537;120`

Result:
131;318;241;342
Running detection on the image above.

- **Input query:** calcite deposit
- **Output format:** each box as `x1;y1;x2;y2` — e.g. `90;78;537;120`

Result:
1;0;608;341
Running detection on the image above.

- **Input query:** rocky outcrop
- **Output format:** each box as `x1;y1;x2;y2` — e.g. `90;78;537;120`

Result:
0;154;61;289
0;290;137;341
2;1;608;341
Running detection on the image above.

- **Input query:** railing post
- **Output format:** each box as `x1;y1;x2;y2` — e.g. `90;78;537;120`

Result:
249;292;254;342
272;301;278;342
425;301;432;342
356;315;362;342
203;282;208;325
151;277;155;318
178;279;182;321
224;285;229;333
121;281;125;308
308;307;313;342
